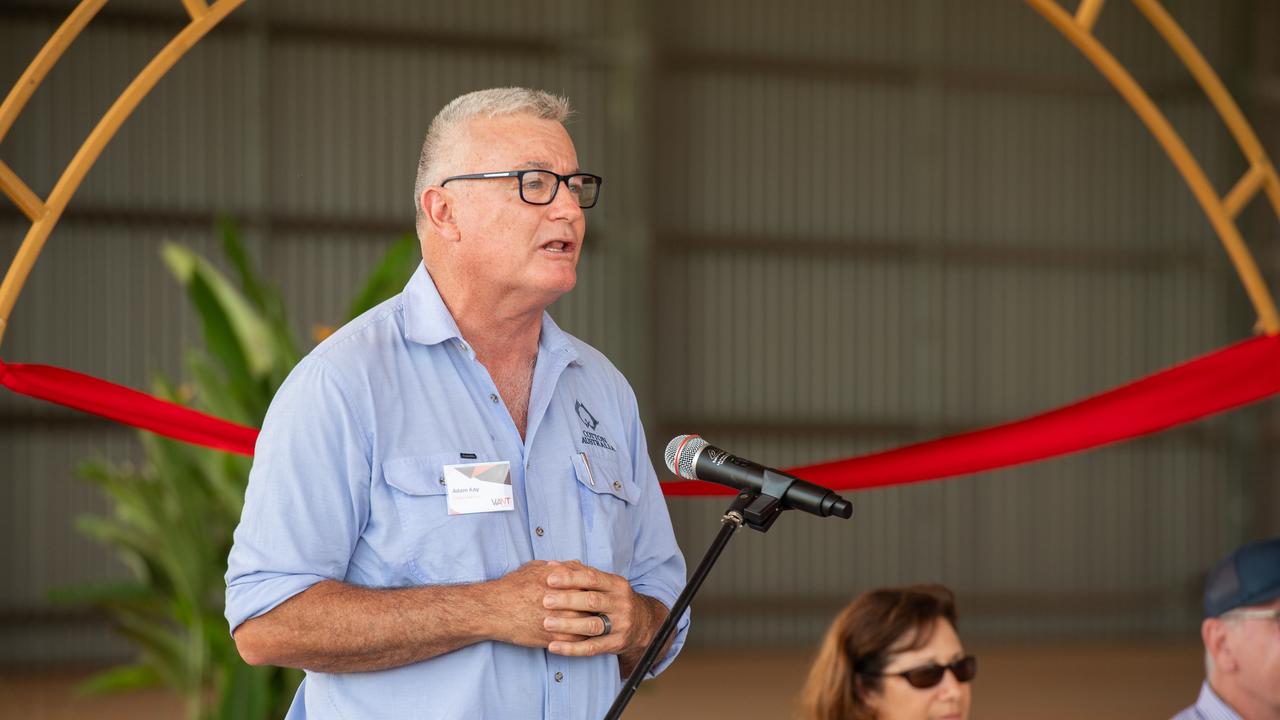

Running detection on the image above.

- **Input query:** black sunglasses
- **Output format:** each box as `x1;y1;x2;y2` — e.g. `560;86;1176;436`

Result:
862;655;977;689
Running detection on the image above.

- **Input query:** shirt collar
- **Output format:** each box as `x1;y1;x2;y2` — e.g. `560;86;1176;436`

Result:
403;262;580;366
403;263;464;347
538;306;579;366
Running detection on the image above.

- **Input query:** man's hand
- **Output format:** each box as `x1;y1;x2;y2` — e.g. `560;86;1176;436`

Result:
539;560;669;669
488;560;593;648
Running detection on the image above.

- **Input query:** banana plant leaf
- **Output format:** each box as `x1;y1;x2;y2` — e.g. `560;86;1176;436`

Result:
58;220;418;720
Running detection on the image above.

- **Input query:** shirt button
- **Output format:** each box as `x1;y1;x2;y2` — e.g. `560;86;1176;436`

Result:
489;393;500;403
554;671;563;682
535;526;545;537
438;475;446;486
612;480;623;491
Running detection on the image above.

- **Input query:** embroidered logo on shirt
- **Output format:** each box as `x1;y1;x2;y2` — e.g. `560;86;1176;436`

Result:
575;400;615;451
575;400;599;430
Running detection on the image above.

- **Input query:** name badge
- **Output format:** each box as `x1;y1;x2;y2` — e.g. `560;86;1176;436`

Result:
443;461;514;515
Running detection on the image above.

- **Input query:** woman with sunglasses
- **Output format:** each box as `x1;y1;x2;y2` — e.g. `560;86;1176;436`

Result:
799;585;976;720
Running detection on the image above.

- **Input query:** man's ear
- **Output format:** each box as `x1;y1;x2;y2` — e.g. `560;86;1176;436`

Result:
422;186;461;242
1203;618;1237;673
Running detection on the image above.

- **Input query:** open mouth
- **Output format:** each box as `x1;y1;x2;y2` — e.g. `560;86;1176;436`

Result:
540;240;575;254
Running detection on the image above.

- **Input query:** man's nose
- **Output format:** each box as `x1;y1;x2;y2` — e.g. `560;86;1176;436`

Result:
548;180;585;219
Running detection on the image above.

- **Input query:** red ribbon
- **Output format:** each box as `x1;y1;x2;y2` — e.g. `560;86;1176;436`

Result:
662;334;1280;495
0;358;258;456
3;334;1278;492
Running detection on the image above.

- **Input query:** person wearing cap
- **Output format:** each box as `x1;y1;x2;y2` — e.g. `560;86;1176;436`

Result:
1172;536;1280;720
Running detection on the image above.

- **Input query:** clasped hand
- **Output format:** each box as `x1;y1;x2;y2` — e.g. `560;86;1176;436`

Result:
498;559;649;658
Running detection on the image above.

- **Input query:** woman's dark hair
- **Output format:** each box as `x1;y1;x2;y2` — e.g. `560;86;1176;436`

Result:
798;584;958;720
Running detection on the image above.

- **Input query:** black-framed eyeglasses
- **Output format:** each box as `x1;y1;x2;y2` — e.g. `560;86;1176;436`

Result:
860;655;977;689
440;169;603;208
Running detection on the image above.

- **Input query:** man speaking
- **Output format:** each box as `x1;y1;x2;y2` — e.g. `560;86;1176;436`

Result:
225;88;689;719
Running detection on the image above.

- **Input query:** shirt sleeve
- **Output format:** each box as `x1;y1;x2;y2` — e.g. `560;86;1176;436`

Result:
224;356;372;634
619;383;690;677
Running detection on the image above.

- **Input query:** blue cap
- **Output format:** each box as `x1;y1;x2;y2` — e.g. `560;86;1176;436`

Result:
1203;537;1280;618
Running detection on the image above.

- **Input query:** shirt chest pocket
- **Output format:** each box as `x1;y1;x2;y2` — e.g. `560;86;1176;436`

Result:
382;453;514;585
571;452;636;577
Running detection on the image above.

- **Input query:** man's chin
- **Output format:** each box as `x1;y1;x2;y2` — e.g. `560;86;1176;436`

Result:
547;265;577;290
528;274;576;307
547;280;577;303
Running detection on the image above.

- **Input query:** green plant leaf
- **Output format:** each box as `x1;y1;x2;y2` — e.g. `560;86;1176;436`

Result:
112;609;188;675
201;450;248;521
218;218;300;370
217;661;273;720
78;459;127;486
76;515;153;561
219;218;269;316
346;234;420;321
75;664;165;695
184;349;244;425
185;270;263;423
161;242;276;379
68;228;415;719
48;580;152;608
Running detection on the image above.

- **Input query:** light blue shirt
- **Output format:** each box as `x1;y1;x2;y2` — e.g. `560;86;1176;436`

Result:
225;263;689;719
1170;682;1242;720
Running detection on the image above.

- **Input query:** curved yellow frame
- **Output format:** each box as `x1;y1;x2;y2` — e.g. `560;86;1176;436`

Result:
1027;0;1280;335
0;0;245;348
2;1;1276;347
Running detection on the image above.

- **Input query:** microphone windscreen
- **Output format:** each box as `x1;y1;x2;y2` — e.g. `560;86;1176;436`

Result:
664;434;708;479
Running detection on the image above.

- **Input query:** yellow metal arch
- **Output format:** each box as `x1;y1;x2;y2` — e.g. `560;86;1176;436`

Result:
3;1;1276;344
0;0;246;348
1027;0;1280;335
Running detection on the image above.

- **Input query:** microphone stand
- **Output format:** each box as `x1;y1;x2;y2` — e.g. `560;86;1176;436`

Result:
603;488;791;720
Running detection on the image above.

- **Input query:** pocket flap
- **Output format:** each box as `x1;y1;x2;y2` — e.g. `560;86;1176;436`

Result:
571;452;633;504
381;453;459;496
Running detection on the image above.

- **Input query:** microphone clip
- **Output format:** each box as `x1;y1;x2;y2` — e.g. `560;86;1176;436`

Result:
735;469;795;532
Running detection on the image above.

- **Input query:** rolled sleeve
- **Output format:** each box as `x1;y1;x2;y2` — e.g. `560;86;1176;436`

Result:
225;357;372;633
621;388;689;677
630;585;691;678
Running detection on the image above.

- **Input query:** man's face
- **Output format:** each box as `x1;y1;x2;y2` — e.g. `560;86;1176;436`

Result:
1222;598;1280;710
444;114;586;309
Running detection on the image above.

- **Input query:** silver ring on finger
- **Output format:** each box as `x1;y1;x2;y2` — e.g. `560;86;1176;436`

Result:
594;612;612;636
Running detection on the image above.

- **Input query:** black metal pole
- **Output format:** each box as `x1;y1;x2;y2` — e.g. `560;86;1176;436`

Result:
603;492;756;720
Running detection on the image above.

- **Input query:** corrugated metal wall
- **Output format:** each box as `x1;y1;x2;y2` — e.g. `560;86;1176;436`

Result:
1;0;1274;664
652;0;1263;647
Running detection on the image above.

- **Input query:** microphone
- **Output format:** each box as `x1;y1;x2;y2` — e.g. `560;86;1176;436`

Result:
665;435;853;519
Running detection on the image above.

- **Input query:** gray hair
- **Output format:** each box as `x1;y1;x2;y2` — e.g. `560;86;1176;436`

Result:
413;87;573;229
